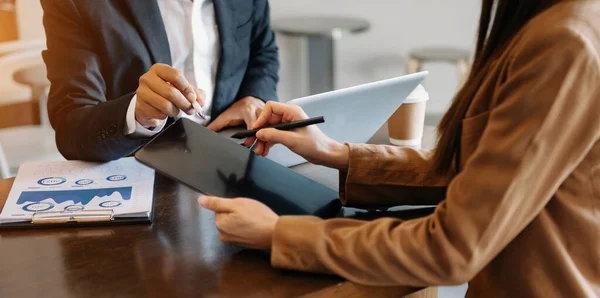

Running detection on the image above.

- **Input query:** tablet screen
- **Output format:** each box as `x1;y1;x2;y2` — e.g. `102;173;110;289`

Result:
135;119;341;218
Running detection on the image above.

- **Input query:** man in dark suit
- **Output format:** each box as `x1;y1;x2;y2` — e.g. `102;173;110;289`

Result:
41;0;279;161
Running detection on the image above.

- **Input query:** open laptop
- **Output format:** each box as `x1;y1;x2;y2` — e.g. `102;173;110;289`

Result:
221;71;428;167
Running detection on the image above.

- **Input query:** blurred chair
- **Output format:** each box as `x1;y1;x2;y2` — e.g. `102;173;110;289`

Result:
0;144;10;179
406;46;471;84
0;125;60;178
0;40;63;178
0;39;46;57
0;40;45;110
406;47;472;126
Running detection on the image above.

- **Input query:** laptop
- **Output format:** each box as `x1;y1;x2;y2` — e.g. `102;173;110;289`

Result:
220;71;428;167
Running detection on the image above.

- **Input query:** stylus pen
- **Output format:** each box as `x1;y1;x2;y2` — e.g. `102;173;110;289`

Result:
231;116;325;139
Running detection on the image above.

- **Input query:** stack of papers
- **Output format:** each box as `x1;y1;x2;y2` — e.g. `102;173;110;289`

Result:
0;158;155;224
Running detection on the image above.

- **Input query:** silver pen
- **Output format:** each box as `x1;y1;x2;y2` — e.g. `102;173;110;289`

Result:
191;101;207;120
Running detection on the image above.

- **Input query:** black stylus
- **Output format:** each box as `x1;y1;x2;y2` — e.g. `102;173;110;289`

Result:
230;116;325;139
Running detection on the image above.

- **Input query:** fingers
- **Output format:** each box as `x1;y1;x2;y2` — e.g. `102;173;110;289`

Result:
254;141;265;155
256;128;296;146
244;137;256;147
151;63;197;103
207;117;225;132
215;214;232;235
252;101;307;129
198;196;235;213
256;142;273;157
253;140;266;156
218;230;237;243
252;101;275;129
139;71;195;115
135;98;168;127
137;86;182;117
207;115;243;132
263;143;273;156
217;231;250;248
207;118;230;132
199;197;235;237
243;106;261;130
194;88;206;107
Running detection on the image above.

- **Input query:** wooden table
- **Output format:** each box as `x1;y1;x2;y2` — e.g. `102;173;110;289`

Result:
0;125;438;298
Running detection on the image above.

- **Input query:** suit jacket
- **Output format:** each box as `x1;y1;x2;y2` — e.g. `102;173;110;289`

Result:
270;2;600;297
41;0;279;161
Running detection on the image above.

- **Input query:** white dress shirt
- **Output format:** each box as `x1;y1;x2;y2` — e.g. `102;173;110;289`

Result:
125;0;220;137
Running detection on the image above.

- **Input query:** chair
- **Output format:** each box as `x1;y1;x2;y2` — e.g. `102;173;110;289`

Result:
0;144;10;179
0;39;46;57
0;39;46;112
406;46;471;84
0;43;63;178
405;46;472;126
0;125;60;178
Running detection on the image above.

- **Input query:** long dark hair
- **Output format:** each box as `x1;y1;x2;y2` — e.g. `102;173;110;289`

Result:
432;0;560;174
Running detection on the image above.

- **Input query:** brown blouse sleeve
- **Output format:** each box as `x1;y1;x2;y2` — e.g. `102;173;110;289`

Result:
271;28;600;286
339;144;451;208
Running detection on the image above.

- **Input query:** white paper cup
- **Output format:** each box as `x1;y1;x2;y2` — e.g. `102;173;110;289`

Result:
388;84;429;148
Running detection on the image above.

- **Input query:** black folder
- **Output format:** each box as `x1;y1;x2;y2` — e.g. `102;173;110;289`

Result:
135;118;342;218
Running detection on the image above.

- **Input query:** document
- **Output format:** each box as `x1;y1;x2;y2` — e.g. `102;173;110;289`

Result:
0;157;155;224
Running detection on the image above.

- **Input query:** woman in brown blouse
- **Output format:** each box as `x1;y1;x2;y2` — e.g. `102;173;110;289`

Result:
199;0;600;296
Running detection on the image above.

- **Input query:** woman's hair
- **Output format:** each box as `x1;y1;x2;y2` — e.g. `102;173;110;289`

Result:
432;0;560;174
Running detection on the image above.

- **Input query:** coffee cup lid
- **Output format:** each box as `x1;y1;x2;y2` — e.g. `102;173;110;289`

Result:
404;84;429;103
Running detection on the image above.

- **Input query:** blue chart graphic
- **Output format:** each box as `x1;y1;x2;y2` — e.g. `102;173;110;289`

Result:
106;175;127;182
75;179;94;186
17;187;132;212
37;177;67;186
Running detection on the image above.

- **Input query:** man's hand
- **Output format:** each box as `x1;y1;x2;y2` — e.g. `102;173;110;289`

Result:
198;196;278;250
207;96;265;131
135;63;205;128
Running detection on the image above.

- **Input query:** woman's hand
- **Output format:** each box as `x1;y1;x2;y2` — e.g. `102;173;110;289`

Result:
246;101;350;170
198;196;279;250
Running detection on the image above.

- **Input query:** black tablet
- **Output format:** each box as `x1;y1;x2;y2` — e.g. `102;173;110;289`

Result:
135;118;341;218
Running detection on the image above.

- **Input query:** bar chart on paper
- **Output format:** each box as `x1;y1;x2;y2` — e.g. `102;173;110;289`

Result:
0;158;155;224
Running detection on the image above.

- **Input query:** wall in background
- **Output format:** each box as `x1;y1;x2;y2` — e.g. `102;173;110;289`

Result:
14;0;481;118
0;0;18;42
14;0;44;40
270;0;481;120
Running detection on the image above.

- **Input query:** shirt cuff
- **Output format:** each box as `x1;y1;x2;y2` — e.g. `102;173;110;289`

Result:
125;95;166;138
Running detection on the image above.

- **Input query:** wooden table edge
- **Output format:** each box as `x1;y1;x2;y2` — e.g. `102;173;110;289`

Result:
301;280;437;298
0;177;437;297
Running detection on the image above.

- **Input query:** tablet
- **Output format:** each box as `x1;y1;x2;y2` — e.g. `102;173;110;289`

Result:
135;119;342;218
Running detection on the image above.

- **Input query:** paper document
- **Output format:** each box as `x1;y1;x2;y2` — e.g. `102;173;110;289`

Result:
0;157;155;224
